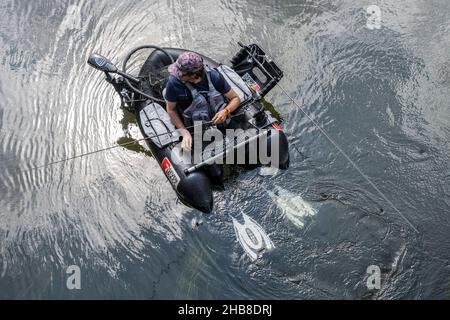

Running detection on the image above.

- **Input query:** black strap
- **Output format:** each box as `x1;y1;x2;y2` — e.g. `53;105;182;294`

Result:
182;80;200;98
180;69;225;102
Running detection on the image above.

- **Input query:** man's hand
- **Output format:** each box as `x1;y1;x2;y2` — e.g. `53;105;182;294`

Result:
212;109;230;124
212;89;240;124
180;129;192;151
166;101;193;151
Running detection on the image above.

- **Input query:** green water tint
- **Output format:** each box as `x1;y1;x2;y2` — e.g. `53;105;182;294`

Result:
261;98;284;123
117;108;153;157
119;107;137;132
116;136;153;157
174;246;207;299
222;164;240;180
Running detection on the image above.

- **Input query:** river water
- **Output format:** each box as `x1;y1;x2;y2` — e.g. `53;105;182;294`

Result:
0;0;449;299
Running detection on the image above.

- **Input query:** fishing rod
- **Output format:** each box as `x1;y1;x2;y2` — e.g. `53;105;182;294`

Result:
236;42;419;234
22;110;256;172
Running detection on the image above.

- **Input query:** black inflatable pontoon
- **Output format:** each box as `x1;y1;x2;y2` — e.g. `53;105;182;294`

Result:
88;43;289;213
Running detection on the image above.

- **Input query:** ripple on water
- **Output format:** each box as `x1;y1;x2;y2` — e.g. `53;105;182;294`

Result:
1;0;449;299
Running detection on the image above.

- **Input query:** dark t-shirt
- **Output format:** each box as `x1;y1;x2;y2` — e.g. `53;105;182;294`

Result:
164;69;231;111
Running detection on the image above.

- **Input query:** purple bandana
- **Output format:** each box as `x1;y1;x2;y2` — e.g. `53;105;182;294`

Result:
168;51;204;78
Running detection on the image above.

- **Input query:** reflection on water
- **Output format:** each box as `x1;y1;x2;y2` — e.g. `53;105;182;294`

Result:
0;0;449;299
117;108;153;157
266;184;319;229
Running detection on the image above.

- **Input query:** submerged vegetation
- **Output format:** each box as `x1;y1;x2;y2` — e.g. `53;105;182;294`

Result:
117;108;153;157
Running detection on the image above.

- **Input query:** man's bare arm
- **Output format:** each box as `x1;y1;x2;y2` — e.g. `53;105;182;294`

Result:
223;89;240;113
166;100;192;151
212;89;240;124
166;101;186;130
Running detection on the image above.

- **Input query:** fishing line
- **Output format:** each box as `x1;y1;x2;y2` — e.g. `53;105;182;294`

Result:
280;84;419;233
16;45;418;233
247;46;419;233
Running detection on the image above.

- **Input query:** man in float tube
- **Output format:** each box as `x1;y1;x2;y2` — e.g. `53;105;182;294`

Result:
164;51;241;151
